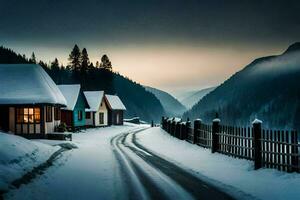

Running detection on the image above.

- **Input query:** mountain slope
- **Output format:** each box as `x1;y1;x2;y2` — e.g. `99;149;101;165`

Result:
183;42;300;130
0;46;165;123
145;86;186;116
181;87;216;109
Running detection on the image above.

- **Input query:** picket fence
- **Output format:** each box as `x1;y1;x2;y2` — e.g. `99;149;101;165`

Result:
161;117;299;173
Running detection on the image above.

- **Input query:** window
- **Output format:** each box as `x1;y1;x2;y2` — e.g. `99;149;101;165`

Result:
99;112;104;124
46;106;52;122
54;107;61;120
86;112;91;119
78;110;83;121
16;107;40;124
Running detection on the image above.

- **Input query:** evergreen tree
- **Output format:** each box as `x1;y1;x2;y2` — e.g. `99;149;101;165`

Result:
68;44;81;71
96;61;100;68
100;54;112;71
81;48;90;73
29;52;37;64
50;58;60;83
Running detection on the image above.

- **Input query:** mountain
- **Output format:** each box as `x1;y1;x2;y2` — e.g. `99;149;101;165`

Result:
183;42;300;130
0;46;165;123
180;87;216;109
145;86;186;116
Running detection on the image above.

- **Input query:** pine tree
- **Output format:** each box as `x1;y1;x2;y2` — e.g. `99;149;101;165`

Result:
68;44;81;71
96;61;100;68
81;48;90;73
50;58;60;83
29;52;37;64
100;54;112;71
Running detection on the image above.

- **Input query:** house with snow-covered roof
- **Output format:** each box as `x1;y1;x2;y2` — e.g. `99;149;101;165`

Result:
84;91;109;127
104;95;126;125
0;64;67;136
58;84;90;131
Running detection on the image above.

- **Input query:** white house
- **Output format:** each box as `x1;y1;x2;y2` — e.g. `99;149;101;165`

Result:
0;64;67;137
84;91;108;127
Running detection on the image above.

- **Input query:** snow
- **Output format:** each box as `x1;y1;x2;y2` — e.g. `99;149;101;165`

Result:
4;123;147;200
0;132;59;191
252;118;263;124
105;94;126;110
58;84;81;110
83;91;104;112
136;127;300;200
0;64;66;105
212;118;221;123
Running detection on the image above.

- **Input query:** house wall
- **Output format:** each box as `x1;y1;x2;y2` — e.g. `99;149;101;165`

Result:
9;107;15;133
73;93;86;127
61;110;73;127
108;110;124;125
85;111;94;126
95;99;108;126
44;106;60;134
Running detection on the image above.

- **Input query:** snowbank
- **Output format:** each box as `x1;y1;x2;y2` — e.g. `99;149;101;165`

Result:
4;124;149;200
0;132;59;191
137;127;300;200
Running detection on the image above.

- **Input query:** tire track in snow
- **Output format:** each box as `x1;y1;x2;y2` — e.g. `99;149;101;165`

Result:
121;129;235;200
111;128;194;200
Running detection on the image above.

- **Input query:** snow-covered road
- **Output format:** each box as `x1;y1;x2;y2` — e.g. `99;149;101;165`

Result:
4;125;232;200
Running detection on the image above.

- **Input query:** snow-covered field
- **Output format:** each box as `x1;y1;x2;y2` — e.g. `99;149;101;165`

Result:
0;132;59;192
136;127;300;200
3;123;148;200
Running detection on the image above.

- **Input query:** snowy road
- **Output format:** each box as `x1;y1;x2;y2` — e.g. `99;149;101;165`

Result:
110;128;233;200
4;125;233;200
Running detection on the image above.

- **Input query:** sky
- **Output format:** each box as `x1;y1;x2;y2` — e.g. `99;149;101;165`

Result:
0;0;300;95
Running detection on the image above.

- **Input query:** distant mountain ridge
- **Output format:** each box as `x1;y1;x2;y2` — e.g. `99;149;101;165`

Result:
183;42;300;130
145;86;186;116
180;87;216;109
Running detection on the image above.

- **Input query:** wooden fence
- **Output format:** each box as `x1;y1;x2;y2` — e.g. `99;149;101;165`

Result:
161;117;299;173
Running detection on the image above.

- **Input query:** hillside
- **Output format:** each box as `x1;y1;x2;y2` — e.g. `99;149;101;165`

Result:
183;42;300;130
145;86;186;116
0;46;165;123
181;87;216;109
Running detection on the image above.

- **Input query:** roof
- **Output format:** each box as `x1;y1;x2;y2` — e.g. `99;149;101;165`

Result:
105;95;126;110
0;64;66;105
58;84;81;110
84;91;104;112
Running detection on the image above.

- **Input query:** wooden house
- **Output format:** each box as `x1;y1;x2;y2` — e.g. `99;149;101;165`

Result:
105;95;126;125
58;84;90;131
0;64;67;137
84;91;109;127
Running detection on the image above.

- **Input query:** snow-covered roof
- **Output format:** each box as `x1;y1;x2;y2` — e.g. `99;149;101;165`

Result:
105;95;126;110
0;64;66;105
84;91;104;112
58;84;81;110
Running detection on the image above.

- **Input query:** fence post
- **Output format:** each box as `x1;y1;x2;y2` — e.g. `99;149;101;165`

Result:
212;118;220;153
291;131;299;172
194;119;201;144
180;122;186;140
175;121;180;138
186;120;191;141
171;120;176;136
252;119;262;170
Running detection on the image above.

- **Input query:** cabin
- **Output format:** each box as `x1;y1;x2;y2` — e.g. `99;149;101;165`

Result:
105;95;126;125
84;91;109;127
0;64;67;138
58;84;90;131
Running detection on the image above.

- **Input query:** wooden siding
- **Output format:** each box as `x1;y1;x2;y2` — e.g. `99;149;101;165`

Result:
108;110;124;125
72;92;87;127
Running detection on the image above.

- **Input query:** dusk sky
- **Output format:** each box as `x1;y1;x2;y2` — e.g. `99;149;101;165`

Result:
1;0;300;94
